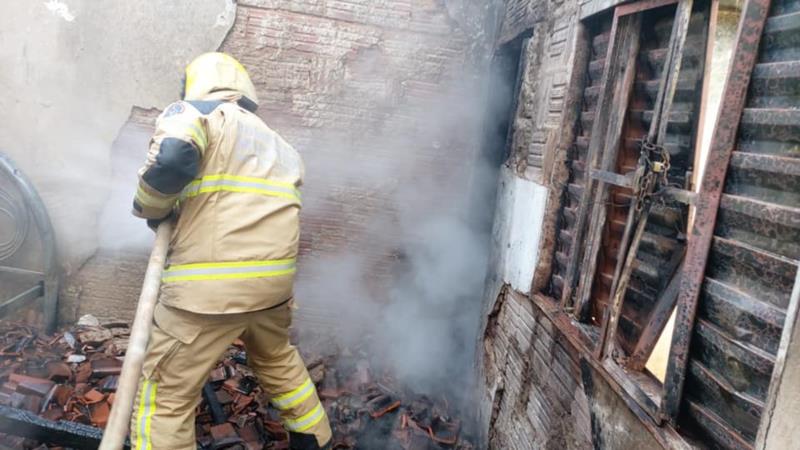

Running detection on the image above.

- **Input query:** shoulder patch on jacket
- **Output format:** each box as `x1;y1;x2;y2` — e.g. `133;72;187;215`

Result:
163;102;186;118
187;100;224;115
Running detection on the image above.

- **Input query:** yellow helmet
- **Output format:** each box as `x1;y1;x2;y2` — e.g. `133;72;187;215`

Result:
182;52;259;105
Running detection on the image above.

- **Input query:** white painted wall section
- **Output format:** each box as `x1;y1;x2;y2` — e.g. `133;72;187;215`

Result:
492;166;548;295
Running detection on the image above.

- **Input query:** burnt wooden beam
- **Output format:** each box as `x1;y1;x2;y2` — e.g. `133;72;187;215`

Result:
687;359;765;427
590;169;634;188
565;11;643;314
648;0;696;144
662;187;696;205
594;0;694;356
534;293;693;448
583;181;696;206
701;277;786;335
532;24;592;295
0;404;128;449
628;249;686;370
598;162;646;358
720;193;800;228
729;151;800;177
203;382;227;425
559;16;639;309
602;203;654;358
661;0;772;423
602;357;661;420
695;318;776;374
615;0;679;16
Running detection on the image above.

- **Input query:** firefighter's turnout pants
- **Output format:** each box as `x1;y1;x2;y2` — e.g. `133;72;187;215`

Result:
129;301;331;449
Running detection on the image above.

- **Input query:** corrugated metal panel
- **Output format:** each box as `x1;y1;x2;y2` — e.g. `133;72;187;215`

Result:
679;0;800;447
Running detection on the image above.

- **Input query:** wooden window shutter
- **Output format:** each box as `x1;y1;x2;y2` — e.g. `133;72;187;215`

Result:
663;0;800;447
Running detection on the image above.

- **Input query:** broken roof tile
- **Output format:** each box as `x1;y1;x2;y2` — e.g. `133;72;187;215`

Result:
81;388;105;404
215;388;234;406
9;373;55;397
0;321;475;449
90;358;122;378
90;401;110;428
46;361;72;382
74;362;92;384
209;422;241;447
53;385;73;406
209;366;227;383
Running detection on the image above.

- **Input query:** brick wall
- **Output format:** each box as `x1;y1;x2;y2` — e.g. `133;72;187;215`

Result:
223;0;491;328
66;1;491;328
484;290;592;449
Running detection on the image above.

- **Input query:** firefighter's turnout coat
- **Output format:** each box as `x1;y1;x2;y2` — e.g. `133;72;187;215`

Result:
134;90;302;314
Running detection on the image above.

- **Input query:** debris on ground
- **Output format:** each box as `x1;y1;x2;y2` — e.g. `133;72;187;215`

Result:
0;321;474;449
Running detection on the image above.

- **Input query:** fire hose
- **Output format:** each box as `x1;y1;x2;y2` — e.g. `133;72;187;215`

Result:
100;221;173;450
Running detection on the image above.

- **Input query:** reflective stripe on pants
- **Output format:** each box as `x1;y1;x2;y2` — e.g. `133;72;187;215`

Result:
134;379;157;450
271;377;315;410
284;401;326;432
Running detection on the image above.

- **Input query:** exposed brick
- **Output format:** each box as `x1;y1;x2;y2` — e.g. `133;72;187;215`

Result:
485;289;592;450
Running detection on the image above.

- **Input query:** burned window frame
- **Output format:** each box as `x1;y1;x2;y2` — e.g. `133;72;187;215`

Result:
532;0;799;447
542;0;709;424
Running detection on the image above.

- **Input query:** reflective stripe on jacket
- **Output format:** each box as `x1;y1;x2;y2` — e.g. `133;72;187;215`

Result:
133;90;304;313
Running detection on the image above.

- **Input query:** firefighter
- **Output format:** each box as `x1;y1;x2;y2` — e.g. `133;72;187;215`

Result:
130;52;332;450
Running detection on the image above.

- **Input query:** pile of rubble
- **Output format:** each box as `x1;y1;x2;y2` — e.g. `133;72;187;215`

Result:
0;319;473;449
0;316;125;433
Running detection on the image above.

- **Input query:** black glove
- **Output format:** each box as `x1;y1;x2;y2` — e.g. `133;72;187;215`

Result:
147;211;174;232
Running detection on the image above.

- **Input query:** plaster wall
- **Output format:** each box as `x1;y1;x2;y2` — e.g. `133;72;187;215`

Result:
0;0;236;274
